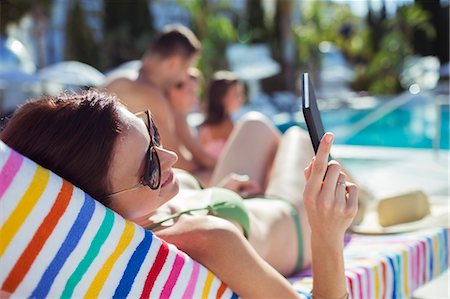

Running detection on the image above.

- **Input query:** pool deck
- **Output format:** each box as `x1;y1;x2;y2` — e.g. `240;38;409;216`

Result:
332;144;449;298
332;144;449;201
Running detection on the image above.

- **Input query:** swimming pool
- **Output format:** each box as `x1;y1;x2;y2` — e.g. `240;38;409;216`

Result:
323;105;449;149
278;95;449;150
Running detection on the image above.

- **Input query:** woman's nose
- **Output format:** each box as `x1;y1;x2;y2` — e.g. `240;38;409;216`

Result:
156;147;178;168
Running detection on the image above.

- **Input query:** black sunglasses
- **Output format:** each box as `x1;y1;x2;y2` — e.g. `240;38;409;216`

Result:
104;110;161;199
140;110;161;190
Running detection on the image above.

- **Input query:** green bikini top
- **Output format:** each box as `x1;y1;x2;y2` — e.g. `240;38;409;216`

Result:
146;187;251;238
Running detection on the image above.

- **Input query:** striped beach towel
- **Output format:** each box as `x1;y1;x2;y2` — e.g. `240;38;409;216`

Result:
291;228;449;299
0;141;235;298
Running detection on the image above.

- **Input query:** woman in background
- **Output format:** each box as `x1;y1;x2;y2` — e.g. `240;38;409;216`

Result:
199;71;244;160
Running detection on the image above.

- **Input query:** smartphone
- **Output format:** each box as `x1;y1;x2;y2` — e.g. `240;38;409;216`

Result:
301;73;326;154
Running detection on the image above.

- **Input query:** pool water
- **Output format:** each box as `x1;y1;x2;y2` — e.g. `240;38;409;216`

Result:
324;104;449;149
278;102;449;150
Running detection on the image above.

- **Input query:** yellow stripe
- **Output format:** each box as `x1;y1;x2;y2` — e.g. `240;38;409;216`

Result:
433;236;439;276
403;250;409;296
84;221;135;298
373;264;380;299
201;270;214;299
0;166;49;257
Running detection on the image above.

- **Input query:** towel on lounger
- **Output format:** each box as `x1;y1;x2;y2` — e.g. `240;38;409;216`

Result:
0;141;236;298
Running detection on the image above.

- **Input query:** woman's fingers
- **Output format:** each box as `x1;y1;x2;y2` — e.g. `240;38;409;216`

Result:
334;173;347;208
322;161;342;197
345;183;359;218
304;157;314;180
307;133;333;194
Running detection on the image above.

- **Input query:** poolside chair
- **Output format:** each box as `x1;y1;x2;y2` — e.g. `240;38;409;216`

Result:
1;140;447;298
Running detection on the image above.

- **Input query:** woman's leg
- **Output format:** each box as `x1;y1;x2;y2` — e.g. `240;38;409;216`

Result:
265;126;314;202
263;126;315;270
210;112;281;188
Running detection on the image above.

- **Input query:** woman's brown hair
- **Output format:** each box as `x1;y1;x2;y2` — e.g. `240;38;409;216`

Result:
0;90;125;203
203;71;239;125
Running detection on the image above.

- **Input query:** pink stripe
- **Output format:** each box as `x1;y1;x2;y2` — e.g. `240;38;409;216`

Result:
182;262;200;299
356;270;364;299
420;240;427;284
413;245;418;290
0;150;23;199
160;252;185;298
363;267;371;299
346;276;354;299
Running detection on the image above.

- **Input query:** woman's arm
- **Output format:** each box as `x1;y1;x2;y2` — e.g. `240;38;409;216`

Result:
303;133;358;298
155;214;300;299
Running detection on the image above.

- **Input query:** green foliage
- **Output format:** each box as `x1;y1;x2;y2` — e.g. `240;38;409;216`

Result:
179;0;237;84
243;0;268;43
351;5;436;95
0;0;52;35
293;1;359;83
65;0;99;68
293;1;436;95
61;0;154;70
101;0;154;69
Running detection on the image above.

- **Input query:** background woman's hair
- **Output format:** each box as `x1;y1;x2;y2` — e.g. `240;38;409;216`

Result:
0;90;125;203
203;70;239;125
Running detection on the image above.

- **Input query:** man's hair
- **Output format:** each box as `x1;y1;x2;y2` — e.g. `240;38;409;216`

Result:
147;24;201;59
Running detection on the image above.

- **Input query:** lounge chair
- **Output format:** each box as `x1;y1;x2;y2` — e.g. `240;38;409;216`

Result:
0;140;447;298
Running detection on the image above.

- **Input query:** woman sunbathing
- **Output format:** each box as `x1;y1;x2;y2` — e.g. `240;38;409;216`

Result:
199;71;244;160
0;90;357;299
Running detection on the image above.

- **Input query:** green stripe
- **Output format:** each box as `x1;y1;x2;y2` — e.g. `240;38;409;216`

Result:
61;209;115;297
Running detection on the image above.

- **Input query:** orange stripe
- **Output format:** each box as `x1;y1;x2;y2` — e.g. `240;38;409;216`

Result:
216;282;227;299
381;260;387;299
0;166;49;257
2;181;73;292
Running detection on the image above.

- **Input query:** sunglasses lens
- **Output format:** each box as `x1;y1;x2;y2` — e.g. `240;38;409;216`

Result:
144;148;160;189
150;118;161;146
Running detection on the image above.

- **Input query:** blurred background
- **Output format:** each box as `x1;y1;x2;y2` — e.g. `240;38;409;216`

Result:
0;0;449;150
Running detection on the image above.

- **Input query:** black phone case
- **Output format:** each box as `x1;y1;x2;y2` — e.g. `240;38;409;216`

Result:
302;73;325;154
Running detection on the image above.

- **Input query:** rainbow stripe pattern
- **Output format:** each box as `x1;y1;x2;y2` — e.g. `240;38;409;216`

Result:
0;141;235;298
291;228;449;299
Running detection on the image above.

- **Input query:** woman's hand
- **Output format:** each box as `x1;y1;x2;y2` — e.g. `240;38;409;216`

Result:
303;133;358;247
218;173;262;198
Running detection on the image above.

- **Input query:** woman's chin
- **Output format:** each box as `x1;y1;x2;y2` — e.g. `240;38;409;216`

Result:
160;177;180;202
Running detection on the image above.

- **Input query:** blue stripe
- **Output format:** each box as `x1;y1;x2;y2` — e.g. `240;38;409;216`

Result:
30;196;95;298
438;231;444;274
387;255;396;299
444;229;448;268
427;237;433;279
112;230;153;298
231;292;239;299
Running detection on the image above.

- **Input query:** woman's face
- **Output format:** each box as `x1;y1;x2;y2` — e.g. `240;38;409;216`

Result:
106;107;179;223
223;82;244;114
168;76;200;114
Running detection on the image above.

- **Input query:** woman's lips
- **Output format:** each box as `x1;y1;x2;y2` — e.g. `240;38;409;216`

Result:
161;171;174;188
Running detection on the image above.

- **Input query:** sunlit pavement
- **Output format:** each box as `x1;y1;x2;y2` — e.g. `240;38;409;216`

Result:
332;145;449;200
